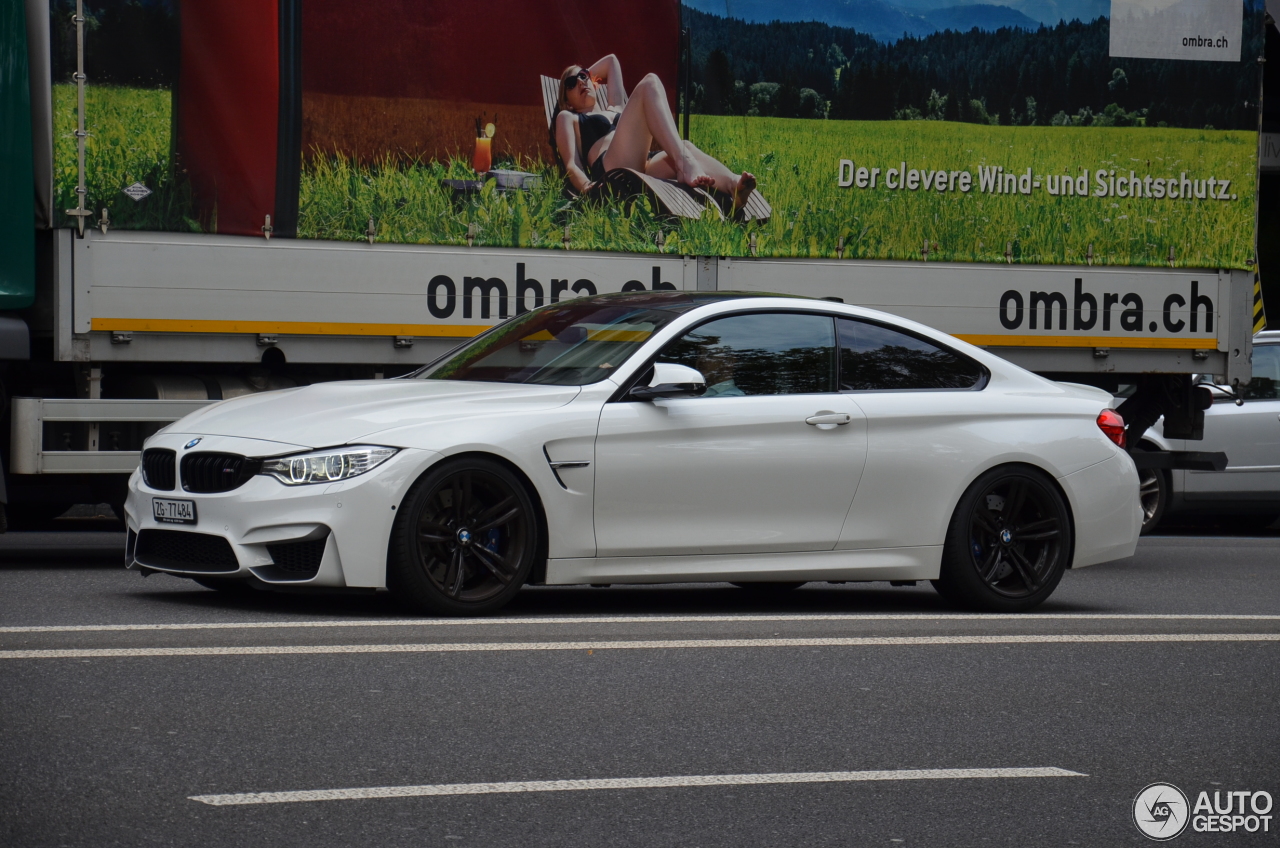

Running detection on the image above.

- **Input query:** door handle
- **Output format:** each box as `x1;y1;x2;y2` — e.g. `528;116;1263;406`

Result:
805;412;852;426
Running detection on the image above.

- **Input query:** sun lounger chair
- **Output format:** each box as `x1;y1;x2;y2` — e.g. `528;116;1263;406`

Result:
540;75;769;223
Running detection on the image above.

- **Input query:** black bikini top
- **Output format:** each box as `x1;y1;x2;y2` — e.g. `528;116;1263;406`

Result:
577;111;619;163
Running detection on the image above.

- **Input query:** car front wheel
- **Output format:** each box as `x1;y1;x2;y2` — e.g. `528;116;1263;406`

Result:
933;466;1073;612
388;457;540;615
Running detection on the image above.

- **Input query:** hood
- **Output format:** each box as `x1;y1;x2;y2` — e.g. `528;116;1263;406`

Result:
159;380;582;449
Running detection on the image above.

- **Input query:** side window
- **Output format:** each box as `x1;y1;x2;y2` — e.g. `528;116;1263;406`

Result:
1243;345;1279;400
657;312;836;396
837;318;985;391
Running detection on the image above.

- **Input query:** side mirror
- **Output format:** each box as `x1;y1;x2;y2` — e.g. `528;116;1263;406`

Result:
628;362;706;401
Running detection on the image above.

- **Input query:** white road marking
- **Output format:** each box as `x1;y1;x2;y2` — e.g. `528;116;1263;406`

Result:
3;633;1278;660
3;613;1278;634
189;766;1087;806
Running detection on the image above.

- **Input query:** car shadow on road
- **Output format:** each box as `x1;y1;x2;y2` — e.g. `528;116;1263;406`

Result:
113;576;1117;619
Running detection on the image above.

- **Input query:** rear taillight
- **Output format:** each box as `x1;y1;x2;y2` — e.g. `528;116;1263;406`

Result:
1097;409;1126;448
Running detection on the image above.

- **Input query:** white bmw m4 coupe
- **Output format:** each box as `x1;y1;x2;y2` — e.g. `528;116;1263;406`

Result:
125;292;1141;614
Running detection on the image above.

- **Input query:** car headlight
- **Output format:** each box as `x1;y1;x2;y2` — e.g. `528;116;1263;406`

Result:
259;445;398;486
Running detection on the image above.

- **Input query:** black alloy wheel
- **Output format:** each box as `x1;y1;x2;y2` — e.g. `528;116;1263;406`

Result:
933;466;1072;612
389;457;539;615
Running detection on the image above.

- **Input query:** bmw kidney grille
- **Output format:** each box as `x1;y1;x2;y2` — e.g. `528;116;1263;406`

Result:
141;448;176;491
180;452;262;493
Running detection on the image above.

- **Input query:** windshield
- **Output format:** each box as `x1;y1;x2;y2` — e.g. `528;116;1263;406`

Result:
417;297;688;385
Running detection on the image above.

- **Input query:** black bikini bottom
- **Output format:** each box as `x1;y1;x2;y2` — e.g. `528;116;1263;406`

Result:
587;149;659;184
587;152;608;183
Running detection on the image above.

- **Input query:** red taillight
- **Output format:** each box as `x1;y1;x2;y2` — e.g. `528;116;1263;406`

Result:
1097;409;1127;448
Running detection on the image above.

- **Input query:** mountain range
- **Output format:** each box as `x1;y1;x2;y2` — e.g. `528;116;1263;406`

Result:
682;0;1109;41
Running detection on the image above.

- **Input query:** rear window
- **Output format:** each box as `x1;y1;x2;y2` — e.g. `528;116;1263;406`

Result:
837;318;985;391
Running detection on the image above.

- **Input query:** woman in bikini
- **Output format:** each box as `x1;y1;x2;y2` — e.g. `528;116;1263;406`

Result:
554;55;756;214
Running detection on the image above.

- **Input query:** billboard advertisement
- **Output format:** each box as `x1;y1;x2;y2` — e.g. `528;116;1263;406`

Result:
52;0;1264;269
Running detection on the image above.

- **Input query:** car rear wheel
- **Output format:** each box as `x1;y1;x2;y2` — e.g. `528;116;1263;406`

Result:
388;457;539;616
933;466;1072;612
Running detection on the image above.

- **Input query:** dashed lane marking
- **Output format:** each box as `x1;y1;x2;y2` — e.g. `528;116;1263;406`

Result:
2;633;1278;659
190;766;1088;806
3;613;1279;634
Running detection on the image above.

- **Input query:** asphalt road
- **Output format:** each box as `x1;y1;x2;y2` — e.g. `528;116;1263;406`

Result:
2;531;1277;847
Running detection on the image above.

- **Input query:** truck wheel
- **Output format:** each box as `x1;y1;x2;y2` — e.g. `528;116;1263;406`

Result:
1137;465;1168;535
731;582;807;591
932;466;1072;612
387;457;539;616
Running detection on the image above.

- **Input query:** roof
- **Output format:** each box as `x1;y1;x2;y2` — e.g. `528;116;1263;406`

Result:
575;290;812;311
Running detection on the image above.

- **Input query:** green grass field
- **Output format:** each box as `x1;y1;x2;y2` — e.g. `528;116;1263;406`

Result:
52;84;194;232
687;116;1257;268
292;115;1262;269
55;86;1257;268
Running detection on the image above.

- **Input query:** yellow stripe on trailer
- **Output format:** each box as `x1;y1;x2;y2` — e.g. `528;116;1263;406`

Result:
90;320;1227;349
955;334;1211;350
90;318;490;338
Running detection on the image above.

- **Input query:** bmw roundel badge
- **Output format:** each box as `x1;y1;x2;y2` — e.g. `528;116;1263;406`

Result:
185;438;202;449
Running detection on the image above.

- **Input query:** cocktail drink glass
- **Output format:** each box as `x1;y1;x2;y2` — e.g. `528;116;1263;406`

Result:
473;137;492;174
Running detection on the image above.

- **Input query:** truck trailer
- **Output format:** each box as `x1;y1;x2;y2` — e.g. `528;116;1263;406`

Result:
1;0;1275;528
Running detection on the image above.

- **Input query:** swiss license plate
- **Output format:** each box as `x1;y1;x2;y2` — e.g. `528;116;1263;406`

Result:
152;498;197;525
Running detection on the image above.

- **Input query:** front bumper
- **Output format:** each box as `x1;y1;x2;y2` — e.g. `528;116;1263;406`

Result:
124;433;438;588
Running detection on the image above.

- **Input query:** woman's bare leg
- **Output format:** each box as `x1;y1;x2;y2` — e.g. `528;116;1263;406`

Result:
648;145;756;211
603;74;711;187
604;75;756;208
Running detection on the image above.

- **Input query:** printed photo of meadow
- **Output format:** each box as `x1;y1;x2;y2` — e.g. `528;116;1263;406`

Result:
57;85;1257;270
296;114;1257;269
52;0;1263;270
52;84;192;233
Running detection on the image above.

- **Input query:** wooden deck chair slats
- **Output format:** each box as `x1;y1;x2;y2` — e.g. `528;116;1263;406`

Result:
541;75;560;128
741;190;771;222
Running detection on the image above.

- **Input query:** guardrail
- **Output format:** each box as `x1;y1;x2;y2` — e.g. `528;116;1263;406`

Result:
10;398;214;474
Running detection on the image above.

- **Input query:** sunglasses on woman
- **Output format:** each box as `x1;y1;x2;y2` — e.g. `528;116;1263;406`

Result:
564;69;591;91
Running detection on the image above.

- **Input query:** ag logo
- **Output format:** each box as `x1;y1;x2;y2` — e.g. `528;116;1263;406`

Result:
185;438;202;449
1134;783;1190;840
